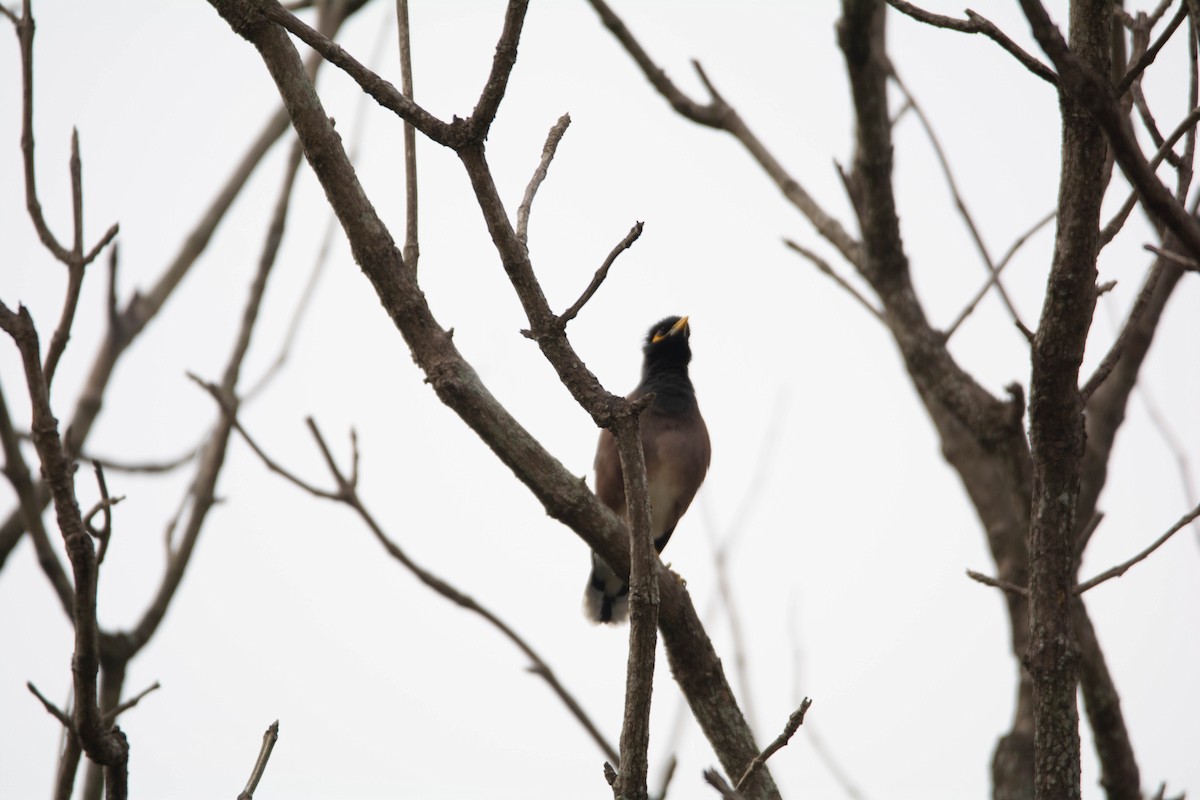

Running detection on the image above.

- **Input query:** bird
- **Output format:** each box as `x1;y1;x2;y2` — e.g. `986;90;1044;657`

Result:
584;315;711;624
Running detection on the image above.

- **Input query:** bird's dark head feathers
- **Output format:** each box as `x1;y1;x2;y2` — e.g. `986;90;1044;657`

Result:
642;315;693;370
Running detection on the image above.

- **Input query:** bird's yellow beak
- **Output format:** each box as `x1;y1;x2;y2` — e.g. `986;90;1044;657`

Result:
652;316;689;343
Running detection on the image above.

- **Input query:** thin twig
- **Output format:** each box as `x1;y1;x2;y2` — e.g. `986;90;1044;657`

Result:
14;3;70;263
84;461;119;564
517;114;571;245
103;681;161;724
890;70;1028;334
704;768;743;800
396;0;420;274
83;445;203;475
1074;501;1200;593
1142;243;1200;270
735;699;813;793
190;375;340;500
943;210;1055;340
1179;5;1197;204
966;568;1029;597
27;682;72;728
237;720;280;800
783;239;884;322
11;3;118;278
556;221;643;327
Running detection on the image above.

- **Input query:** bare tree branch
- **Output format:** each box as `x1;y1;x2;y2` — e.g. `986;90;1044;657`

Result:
555;221;644;328
27;682;72;728
783;239;883;323
967;568;1029;597
395;0;420;274
943;210;1055;341
0;303;130;797
193;386;622;764
237;720;279;800
889;70;1027;333
517;113;572;246
704;768;743;800
613;401;659;800
102;682;160;724
1074;501;1200;593
1143;242;1200;269
1100;106;1200;246
883;0;1058;84
735;699;812;793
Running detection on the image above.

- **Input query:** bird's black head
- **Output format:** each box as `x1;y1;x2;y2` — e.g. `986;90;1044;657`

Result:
642;315;693;371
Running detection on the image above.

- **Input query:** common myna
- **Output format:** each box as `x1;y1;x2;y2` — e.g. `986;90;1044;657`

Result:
584;315;711;624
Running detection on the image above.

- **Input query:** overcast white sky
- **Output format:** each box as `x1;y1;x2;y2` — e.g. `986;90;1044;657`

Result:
2;2;1199;798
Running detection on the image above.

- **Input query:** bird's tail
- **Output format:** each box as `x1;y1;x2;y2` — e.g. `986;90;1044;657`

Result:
583;553;628;624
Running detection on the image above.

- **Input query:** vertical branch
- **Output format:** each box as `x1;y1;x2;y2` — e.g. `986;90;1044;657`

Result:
612;407;658;800
395;0;419;274
12;0;70;263
0;305;130;798
1018;2;1111;798
0;379;74;614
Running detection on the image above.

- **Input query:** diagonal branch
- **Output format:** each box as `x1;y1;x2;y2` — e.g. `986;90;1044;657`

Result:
883;0;1058;84
1115;2;1188;95
556;221;643;328
735;699;812;793
783;239;883;323
1074;501;1200;594
943;210;1055;341
260;0;458;147
890;70;1027;333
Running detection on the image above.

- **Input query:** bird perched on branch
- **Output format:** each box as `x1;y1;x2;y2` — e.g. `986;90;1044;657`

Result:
585;315;711;623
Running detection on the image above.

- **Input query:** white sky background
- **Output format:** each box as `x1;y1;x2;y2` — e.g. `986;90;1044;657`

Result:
2;1;1198;798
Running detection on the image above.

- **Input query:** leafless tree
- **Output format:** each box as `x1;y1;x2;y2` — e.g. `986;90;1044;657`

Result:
2;1;1197;800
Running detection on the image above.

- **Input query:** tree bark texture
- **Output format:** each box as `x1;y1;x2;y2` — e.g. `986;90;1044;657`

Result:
1023;2;1111;799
